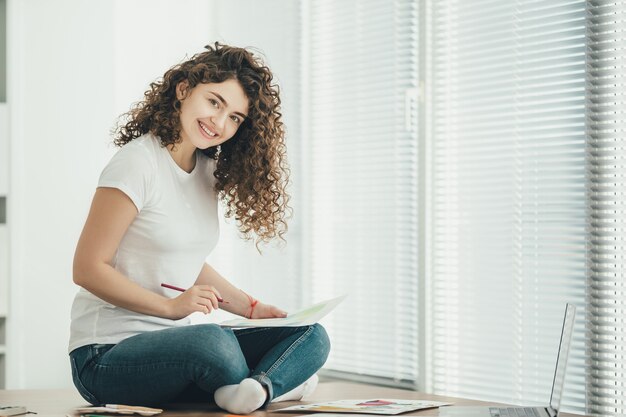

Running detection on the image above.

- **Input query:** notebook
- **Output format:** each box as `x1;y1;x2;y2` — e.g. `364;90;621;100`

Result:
440;303;576;417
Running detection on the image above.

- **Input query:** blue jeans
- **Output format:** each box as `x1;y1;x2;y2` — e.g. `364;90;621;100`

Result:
69;324;330;407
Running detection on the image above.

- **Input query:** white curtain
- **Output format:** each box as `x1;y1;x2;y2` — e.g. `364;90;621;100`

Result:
302;0;420;386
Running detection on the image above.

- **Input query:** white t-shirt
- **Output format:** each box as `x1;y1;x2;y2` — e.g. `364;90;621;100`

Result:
69;134;219;352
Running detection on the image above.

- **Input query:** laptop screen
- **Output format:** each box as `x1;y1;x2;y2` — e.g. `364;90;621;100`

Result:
549;304;577;412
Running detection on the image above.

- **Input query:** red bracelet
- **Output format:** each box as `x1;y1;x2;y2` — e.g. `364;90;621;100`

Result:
242;290;259;319
248;298;259;319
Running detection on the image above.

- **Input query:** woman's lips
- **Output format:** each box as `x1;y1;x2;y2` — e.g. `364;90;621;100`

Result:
198;121;218;139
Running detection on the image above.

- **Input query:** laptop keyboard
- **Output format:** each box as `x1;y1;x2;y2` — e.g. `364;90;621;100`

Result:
489;407;541;417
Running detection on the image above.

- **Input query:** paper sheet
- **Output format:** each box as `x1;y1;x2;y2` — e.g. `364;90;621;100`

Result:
219;295;346;328
273;399;452;415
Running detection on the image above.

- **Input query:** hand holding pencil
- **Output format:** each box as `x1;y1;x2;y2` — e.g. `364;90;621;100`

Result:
161;283;227;319
161;282;286;320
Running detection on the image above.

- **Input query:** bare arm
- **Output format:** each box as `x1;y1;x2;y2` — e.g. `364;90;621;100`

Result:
195;263;288;319
73;187;217;320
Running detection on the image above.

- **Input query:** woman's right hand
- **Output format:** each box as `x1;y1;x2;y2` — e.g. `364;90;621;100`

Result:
164;285;223;320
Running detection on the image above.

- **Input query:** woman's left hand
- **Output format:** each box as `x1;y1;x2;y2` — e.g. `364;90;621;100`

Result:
251;302;288;319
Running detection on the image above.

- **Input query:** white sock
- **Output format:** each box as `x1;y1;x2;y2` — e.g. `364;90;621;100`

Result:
272;374;319;403
214;378;267;414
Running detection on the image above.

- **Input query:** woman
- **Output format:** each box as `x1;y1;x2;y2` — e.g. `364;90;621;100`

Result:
69;42;330;414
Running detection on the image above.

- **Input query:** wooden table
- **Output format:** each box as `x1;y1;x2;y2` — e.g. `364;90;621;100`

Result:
0;381;586;417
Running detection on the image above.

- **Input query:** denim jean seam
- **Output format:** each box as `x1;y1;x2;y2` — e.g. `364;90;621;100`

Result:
71;355;100;405
91;359;226;384
92;361;193;372
251;372;274;407
264;326;315;378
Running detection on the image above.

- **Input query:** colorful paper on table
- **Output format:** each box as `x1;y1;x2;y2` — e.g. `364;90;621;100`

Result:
219;295;347;328
273;399;452;415
290;415;383;417
75;405;162;416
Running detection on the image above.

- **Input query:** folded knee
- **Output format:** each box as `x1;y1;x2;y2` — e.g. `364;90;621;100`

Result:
309;323;331;365
180;326;240;362
181;325;249;382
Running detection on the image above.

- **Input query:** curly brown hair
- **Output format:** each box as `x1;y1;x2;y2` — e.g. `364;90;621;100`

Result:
114;42;290;245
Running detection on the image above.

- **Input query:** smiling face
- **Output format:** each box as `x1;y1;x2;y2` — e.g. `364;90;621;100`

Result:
176;78;250;150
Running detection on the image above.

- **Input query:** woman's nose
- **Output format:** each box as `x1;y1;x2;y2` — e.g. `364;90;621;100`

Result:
212;110;228;131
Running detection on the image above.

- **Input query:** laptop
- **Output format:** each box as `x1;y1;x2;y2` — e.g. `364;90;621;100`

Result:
440;303;576;417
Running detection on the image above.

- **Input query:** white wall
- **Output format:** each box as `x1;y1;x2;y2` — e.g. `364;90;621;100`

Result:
7;0;214;389
7;0;116;389
7;0;300;389
111;1;218;118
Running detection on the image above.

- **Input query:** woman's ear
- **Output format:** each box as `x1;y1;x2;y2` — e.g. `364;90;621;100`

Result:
176;80;190;100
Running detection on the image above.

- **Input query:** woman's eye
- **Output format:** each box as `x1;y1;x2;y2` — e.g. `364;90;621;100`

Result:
230;115;242;124
208;98;219;108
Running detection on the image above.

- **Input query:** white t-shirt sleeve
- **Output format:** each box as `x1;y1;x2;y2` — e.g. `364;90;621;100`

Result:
97;142;155;212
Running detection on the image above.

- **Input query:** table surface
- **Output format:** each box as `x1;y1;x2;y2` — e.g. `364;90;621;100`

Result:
0;381;586;417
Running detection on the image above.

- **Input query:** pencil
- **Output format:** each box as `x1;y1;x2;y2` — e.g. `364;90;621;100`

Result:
160;283;229;303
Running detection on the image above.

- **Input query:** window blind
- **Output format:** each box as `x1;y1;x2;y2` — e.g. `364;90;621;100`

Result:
585;1;626;415
426;0;588;414
302;0;419;385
